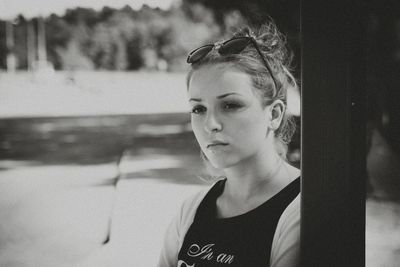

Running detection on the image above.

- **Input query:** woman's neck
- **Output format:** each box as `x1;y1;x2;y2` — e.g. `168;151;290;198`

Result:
222;150;298;202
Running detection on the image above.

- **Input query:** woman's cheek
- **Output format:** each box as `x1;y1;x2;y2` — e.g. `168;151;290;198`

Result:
235;117;266;147
191;118;206;146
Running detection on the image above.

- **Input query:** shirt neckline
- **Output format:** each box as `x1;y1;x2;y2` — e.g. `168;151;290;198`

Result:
208;177;300;222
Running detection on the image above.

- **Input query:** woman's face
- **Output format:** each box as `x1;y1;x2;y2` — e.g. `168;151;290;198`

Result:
188;65;272;169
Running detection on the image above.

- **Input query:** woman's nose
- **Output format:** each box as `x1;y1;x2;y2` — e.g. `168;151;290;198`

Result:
204;112;222;133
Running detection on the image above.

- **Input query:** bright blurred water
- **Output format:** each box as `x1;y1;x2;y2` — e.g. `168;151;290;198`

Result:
0;71;189;118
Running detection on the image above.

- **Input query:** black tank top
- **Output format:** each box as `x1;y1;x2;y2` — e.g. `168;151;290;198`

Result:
177;177;300;267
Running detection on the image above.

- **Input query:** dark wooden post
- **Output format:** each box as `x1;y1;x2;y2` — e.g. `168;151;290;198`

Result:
300;0;366;266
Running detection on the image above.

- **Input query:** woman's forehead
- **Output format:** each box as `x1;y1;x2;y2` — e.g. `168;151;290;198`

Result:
188;65;254;98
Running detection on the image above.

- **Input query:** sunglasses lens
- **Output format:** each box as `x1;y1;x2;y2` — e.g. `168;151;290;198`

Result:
187;45;213;63
219;38;250;55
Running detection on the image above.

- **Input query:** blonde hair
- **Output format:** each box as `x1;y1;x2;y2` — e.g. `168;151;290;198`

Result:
187;21;298;160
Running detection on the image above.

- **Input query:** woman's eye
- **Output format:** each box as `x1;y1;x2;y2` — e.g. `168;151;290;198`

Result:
191;105;206;114
222;102;242;111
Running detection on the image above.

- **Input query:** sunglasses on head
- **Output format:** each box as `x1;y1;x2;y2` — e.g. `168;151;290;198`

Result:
186;36;278;90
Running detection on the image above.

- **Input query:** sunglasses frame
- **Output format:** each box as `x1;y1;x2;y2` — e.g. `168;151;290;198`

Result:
187;36;278;90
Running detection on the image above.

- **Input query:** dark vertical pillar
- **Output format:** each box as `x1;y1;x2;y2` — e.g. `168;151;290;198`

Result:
300;0;366;266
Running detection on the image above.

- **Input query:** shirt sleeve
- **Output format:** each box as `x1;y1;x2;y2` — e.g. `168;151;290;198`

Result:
158;188;209;267
270;194;301;267
158;202;184;267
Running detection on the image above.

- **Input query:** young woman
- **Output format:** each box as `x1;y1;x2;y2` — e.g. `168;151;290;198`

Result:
159;21;301;267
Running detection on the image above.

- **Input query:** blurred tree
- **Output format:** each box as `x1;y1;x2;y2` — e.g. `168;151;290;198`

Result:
162;5;221;71
126;35;144;70
99;6;117;22
0;2;242;71
181;0;300;76
0;21;8;69
56;39;94;70
182;0;299;32
88;23;119;69
46;14;72;69
58;23;93;70
64;7;99;27
13;15;28;69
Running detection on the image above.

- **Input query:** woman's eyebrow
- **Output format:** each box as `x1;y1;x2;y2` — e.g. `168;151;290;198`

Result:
189;93;241;102
217;93;241;99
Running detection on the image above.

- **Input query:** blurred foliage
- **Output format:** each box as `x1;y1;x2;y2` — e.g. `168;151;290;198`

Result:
0;0;398;75
0;4;223;71
182;0;300;44
0;1;302;71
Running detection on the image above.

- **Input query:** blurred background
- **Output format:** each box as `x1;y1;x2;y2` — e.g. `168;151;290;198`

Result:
0;0;301;266
0;0;398;266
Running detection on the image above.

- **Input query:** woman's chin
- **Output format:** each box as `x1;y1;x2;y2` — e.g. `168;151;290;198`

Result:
207;156;237;170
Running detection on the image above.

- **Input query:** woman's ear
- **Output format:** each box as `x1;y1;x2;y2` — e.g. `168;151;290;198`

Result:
268;100;285;130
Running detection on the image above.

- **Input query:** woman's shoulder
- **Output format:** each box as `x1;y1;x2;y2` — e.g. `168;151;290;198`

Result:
271;192;301;250
178;179;223;223
279;193;300;228
179;187;209;219
279;172;301;225
270;193;301;267
158;180;223;266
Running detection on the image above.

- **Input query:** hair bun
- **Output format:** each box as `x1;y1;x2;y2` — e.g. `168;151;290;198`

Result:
257;22;288;62
233;22;289;65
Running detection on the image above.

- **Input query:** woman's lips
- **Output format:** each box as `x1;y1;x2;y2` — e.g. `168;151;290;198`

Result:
206;142;229;149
